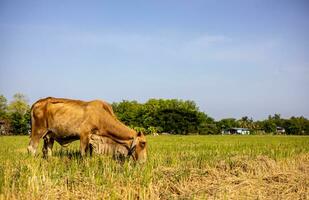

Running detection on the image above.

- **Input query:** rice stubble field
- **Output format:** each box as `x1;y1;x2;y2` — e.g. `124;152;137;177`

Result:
0;135;308;199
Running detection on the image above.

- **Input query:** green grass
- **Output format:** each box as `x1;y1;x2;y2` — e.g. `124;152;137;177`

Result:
0;135;308;199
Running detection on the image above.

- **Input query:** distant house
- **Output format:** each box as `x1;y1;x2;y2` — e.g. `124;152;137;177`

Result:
276;127;285;134
222;128;250;135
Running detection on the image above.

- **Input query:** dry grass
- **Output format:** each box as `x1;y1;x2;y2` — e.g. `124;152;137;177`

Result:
152;154;308;199
0;135;308;200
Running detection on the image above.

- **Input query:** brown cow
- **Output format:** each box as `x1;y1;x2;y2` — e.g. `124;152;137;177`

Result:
27;97;147;163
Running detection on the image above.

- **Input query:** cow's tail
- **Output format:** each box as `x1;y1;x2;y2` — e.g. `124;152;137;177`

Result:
29;100;40;138
29;105;34;138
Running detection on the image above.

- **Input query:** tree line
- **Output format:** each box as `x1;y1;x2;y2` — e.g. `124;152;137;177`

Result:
0;93;308;135
0;93;30;135
112;100;309;135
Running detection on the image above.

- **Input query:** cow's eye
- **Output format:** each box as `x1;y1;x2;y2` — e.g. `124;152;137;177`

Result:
140;141;146;148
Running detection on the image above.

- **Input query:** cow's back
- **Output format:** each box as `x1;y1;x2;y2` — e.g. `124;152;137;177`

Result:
31;98;87;138
87;100;116;118
31;97;116;138
32;97;86;121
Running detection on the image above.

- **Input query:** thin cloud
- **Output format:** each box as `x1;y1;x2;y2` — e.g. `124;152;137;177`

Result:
208;39;280;63
59;31;287;71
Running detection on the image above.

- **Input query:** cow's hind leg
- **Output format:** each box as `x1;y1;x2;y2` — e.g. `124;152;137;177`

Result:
42;133;54;158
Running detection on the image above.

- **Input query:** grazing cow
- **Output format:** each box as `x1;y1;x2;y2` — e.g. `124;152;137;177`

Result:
27;97;147;163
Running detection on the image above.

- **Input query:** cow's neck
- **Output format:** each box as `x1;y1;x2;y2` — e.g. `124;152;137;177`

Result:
99;116;137;141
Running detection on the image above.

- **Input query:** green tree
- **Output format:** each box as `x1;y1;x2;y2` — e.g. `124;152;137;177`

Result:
272;114;284;127
0;95;8;119
143;99;209;134
262;120;276;133
237;116;254;129
147;126;159;135
8;93;30;135
284;116;307;135
113;98;215;135
197;112;218;134
112;100;144;127
217;118;239;130
8;93;30;115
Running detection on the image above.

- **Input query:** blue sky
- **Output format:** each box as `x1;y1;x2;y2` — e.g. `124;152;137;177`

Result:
0;0;308;120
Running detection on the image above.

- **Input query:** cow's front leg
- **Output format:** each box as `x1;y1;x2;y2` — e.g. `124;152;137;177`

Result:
89;143;93;157
42;134;54;158
80;134;90;157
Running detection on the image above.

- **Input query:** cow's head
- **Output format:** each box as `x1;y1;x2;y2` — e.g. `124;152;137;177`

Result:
129;131;147;163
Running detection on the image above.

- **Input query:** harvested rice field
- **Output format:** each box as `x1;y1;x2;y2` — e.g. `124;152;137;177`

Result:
0;135;308;200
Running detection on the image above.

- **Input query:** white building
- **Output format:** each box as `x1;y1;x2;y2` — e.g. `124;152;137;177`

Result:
222;128;250;135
